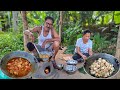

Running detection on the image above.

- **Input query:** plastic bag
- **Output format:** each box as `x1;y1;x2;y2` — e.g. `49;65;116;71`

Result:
0;70;11;79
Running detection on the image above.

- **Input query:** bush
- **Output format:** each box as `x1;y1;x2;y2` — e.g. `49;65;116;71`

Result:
64;45;75;54
0;32;24;59
91;33;116;55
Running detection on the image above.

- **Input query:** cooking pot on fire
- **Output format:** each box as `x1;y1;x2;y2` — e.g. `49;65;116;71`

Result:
0;51;39;79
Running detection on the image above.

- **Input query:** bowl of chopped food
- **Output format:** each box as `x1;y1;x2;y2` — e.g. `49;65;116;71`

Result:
0;51;39;79
83;53;120;78
39;51;53;62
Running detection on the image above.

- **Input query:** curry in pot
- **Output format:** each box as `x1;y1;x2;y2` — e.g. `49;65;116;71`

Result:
6;57;32;77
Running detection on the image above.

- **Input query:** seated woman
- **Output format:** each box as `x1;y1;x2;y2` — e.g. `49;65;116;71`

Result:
72;30;93;62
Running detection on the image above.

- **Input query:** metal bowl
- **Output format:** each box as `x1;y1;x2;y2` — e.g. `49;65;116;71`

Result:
66;60;78;65
83;53;120;78
63;65;78;74
0;51;39;79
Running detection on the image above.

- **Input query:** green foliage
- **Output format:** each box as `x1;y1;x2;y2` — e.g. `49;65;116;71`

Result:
63;21;82;46
91;33;109;52
114;11;120;24
64;45;75;54
0;32;24;59
27;11;46;28
91;33;116;55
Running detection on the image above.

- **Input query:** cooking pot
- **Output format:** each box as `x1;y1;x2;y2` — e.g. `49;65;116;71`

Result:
0;51;39;79
83;53;120;79
63;65;78;74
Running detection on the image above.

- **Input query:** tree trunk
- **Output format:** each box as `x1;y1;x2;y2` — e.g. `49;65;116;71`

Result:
101;16;104;25
12;11;18;31
112;11;115;22
21;11;28;30
59;11;63;48
21;11;29;52
7;11;11;29
115;25;120;61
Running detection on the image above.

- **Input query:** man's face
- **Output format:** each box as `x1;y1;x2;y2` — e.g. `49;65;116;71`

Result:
44;19;53;30
83;33;90;41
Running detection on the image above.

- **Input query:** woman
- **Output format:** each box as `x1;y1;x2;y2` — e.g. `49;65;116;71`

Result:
72;30;93;62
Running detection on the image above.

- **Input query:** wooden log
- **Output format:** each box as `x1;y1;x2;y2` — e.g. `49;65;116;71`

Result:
115;25;120;61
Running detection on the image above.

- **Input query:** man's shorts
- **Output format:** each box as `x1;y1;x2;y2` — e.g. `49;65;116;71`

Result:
27;42;53;52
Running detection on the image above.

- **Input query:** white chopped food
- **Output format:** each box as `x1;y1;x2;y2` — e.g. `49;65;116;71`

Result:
89;58;115;78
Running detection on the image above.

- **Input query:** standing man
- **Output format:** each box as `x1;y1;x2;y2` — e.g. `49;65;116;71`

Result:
24;16;61;69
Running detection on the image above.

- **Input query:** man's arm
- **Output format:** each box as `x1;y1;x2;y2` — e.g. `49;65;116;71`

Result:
24;26;42;42
45;28;61;43
24;26;42;35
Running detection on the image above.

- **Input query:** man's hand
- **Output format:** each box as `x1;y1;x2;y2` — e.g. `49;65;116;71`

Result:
82;55;87;60
41;40;48;48
29;32;35;42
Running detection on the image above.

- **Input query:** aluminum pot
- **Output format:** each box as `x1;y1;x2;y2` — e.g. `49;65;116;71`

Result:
63;65;78;74
0;51;39;79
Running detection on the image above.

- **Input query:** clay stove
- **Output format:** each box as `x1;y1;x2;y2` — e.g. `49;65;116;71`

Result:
31;44;59;79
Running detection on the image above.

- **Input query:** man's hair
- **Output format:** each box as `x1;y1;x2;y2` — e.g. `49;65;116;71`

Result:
45;16;54;23
82;30;91;35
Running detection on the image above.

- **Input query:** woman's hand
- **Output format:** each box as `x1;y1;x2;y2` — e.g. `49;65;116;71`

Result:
82;55;87;60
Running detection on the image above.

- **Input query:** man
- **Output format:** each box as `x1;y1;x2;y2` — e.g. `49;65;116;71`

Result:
24;16;61;69
72;30;93;62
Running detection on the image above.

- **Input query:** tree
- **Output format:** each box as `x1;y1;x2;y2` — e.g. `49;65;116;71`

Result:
59;11;63;49
7;11;12;29
21;11;29;52
12;11;19;31
59;11;63;41
115;25;120;61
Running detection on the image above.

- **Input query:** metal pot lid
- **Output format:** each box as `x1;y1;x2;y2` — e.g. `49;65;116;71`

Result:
0;51;39;79
66;60;78;65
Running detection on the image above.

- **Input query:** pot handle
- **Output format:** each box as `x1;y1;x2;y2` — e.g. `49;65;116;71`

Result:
115;58;120;65
34;58;38;63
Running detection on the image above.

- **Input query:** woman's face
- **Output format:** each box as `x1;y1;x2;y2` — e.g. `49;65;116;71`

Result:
83;33;91;41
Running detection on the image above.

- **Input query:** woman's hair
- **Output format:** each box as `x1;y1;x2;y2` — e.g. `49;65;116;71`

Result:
82;30;91;35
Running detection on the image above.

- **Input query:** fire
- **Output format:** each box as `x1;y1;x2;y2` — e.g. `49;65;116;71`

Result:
44;66;50;74
44;69;49;74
